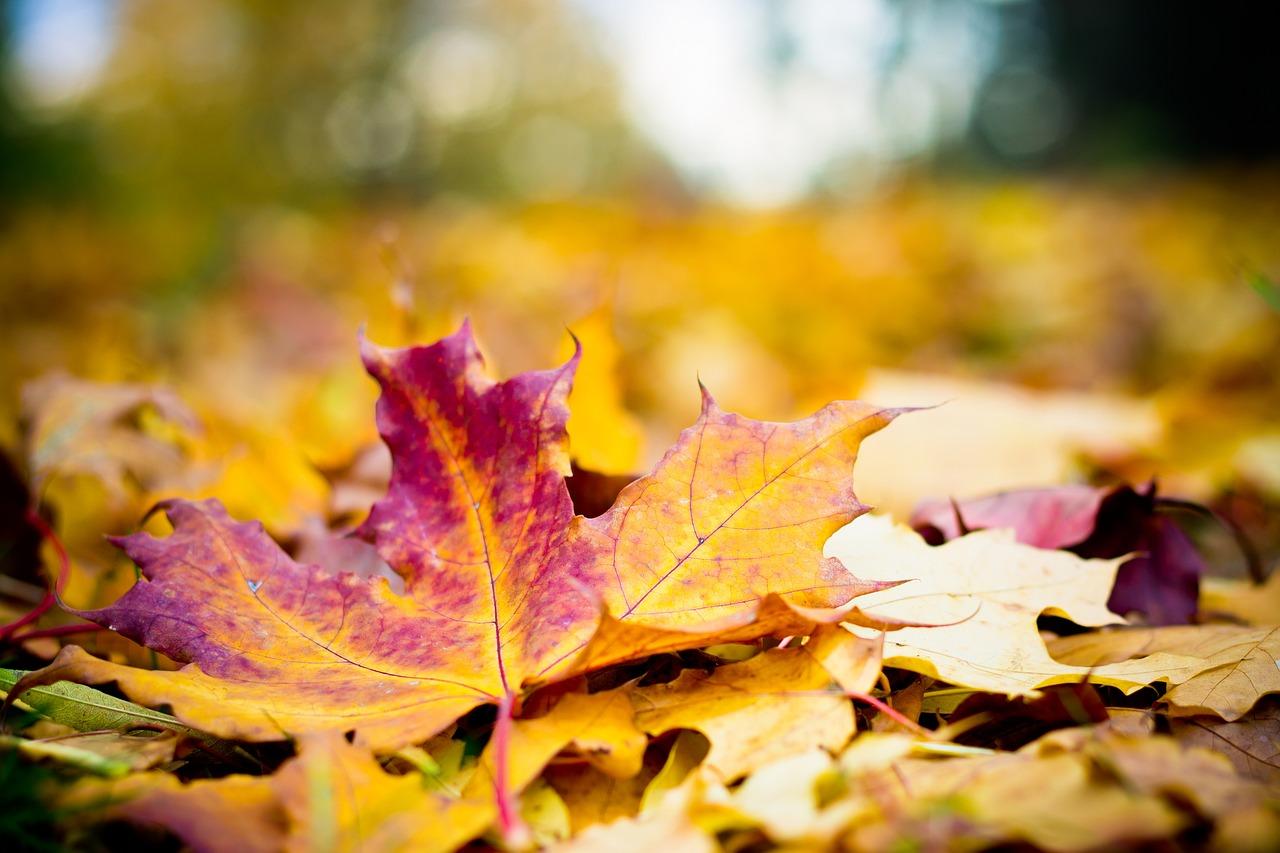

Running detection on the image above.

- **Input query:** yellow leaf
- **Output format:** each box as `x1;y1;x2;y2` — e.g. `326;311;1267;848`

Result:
560;307;644;475
838;733;1190;852
463;690;647;800
729;749;835;841
547;763;655;833
827;515;1190;696
1049;624;1280;721
65;733;495;853
640;730;708;815
1201;573;1280;627
554;776;715;853
520;778;572;847
629;626;876;782
852;370;1162;520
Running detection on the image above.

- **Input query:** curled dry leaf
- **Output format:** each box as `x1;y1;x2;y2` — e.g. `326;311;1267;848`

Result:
19;322;900;752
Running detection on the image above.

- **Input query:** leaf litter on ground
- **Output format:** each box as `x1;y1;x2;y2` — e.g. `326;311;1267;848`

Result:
0;322;1276;851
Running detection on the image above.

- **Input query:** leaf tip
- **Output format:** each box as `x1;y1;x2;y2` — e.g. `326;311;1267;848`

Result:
561;327;584;373
696;378;721;416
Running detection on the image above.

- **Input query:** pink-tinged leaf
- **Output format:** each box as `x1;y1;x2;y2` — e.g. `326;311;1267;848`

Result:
912;485;1105;550
29;499;494;750
30;324;903;751
357;321;579;695
911;483;1204;625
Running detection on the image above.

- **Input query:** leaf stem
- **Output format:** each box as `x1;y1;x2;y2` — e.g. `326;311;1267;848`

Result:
10;623;104;642
0;510;71;643
846;690;929;736
493;691;530;850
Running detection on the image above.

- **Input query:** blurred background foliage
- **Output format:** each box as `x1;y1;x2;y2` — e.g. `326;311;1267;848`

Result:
1;0;1279;615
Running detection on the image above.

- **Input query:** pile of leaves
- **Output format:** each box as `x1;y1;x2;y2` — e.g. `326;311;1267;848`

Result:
1;324;1278;852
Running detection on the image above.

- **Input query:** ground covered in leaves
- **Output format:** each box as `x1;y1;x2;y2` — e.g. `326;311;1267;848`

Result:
1;319;1278;852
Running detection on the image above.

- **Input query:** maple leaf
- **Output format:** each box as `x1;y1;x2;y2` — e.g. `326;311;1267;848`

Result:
911;482;1205;624
18;323;900;752
23;499;497;749
823;515;1186;696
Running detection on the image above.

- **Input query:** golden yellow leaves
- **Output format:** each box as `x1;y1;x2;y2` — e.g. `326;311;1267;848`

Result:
659;728;1277;852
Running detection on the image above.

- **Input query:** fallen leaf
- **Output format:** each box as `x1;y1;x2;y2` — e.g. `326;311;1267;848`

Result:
912;484;1105;549
839;735;1189;852
852;370;1162;520
38;729;178;771
0;733;135;777
629;626;879;782
1073;729;1280;845
1;667;251;768
1201;571;1280;626
1170;704;1280;784
62;772;286;853
912;482;1206;625
728;749;836;842
826;515;1179;696
25;324;900;750
21;500;497;750
553;776;715;853
65;732;495;853
462;689;647;800
640;730;708;814
537;383;904;682
275;733;497;852
1049;624;1280;720
22;374;198;504
547;763;656;832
